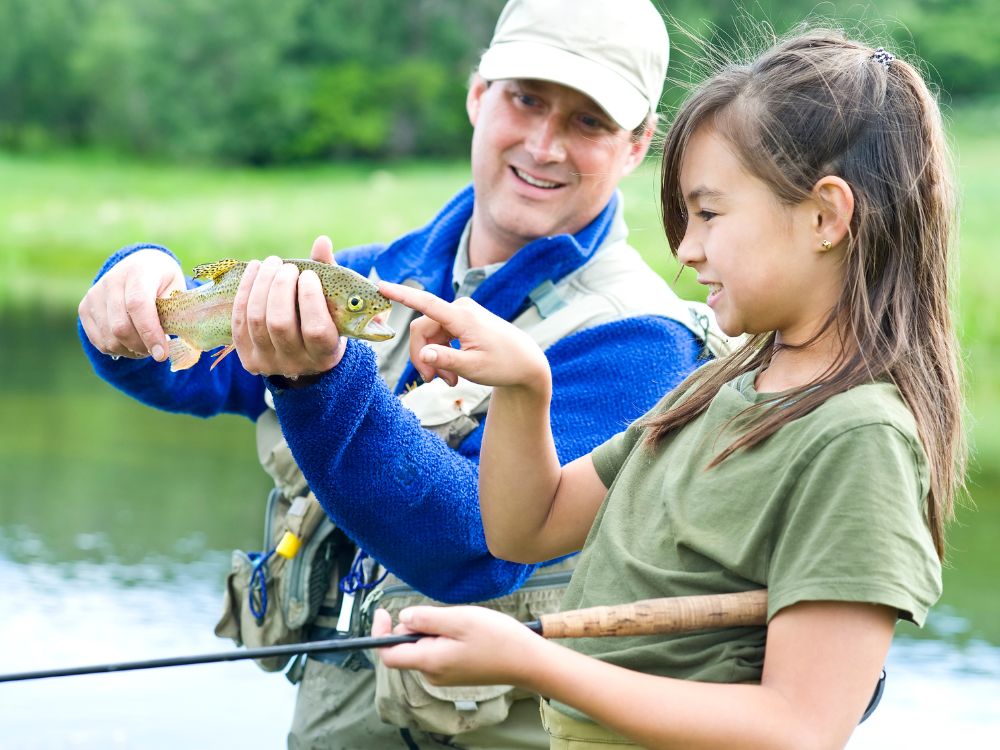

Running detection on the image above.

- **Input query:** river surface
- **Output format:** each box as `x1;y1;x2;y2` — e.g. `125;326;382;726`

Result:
1;311;997;748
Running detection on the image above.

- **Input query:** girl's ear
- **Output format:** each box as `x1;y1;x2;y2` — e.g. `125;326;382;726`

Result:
811;176;854;252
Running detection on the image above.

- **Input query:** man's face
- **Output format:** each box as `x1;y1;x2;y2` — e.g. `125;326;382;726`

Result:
466;77;651;262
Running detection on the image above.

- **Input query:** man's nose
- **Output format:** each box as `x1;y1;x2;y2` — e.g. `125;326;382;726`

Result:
525;117;567;163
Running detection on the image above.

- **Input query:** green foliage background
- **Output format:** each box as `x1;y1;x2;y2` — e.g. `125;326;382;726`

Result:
1;0;998;164
0;0;996;654
0;0;996;492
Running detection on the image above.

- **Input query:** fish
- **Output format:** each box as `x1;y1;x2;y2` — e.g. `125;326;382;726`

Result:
155;258;395;372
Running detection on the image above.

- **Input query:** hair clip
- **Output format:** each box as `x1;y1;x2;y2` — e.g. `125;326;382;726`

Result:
871;47;895;70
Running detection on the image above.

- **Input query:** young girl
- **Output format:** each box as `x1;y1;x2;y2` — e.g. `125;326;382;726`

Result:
374;29;963;749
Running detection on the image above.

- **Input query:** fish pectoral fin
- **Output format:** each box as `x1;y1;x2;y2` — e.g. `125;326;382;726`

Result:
209;344;237;370
191;258;243;283
167;338;202;372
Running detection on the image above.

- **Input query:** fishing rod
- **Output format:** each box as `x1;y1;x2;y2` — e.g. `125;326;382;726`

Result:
0;589;767;684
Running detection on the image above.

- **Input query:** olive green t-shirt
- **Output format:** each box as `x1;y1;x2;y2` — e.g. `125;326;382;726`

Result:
559;370;941;687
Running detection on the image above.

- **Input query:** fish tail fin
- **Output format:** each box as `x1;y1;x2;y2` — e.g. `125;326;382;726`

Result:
209;344;237;370
167;337;202;372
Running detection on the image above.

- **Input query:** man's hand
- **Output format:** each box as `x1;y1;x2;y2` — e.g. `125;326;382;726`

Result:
231;235;346;378
78;248;184;362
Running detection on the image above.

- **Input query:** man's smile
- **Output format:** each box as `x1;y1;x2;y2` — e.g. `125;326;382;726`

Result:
511;166;564;189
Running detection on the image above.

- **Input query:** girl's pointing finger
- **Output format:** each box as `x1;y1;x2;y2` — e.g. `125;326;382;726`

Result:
379;281;463;332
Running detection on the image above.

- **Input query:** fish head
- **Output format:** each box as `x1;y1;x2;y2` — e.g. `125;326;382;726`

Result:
286;259;396;342
325;273;395;342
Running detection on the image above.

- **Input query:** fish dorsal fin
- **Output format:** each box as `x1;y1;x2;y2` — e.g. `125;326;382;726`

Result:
191;259;243;282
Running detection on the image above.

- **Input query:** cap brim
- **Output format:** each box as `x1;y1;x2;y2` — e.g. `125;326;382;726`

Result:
478;41;649;130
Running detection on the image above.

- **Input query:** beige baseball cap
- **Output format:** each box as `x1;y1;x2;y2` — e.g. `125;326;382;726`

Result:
477;0;670;130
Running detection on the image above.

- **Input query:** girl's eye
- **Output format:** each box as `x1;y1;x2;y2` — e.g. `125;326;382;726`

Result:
696;210;717;222
347;296;365;312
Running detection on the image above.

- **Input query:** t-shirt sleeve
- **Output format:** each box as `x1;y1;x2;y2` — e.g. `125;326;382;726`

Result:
590;426;635;488
590;387;681;488
591;375;710;488
767;423;942;626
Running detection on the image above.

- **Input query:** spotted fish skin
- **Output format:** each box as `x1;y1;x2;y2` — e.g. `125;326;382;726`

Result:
155;258;394;372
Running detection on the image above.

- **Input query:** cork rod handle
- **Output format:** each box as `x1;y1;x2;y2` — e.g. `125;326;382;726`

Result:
538;589;768;639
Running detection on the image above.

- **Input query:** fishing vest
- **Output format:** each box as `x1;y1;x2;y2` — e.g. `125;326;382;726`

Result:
244;235;726;740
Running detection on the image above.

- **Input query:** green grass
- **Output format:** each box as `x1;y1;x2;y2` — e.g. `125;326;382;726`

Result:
2;105;998;480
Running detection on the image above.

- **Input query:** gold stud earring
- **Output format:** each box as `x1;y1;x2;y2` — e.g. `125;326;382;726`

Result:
821;239;833;250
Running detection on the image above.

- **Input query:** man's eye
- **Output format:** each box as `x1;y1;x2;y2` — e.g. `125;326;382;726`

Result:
515;93;540;108
578;114;605;130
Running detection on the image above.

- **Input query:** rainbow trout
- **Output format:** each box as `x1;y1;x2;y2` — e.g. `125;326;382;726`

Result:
155;258;394;372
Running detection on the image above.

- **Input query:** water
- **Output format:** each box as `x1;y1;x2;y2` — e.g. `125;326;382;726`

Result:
1;311;998;747
0;552;296;748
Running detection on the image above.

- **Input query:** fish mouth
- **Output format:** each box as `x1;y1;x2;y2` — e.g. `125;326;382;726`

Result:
357;313;395;342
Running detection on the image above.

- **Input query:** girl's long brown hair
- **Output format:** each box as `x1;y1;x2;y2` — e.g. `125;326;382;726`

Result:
647;29;964;558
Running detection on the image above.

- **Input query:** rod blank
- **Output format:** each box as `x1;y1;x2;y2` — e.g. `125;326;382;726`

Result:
0;633;424;683
0;590;767;683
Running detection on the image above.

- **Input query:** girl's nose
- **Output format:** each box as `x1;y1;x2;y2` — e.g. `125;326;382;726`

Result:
525;118;567;163
676;231;704;268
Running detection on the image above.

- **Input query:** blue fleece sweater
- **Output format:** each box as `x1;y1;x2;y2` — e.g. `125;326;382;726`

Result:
80;186;704;602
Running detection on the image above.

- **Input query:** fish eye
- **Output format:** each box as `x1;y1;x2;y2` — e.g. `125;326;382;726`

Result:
347;296;365;312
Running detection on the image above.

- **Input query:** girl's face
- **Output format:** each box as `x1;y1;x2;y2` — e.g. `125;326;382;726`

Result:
676;126;844;343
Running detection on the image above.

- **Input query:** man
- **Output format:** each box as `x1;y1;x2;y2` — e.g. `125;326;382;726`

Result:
79;1;714;747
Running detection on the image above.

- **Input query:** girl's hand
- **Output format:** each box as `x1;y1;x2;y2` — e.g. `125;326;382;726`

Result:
371;605;546;689
378;282;550;391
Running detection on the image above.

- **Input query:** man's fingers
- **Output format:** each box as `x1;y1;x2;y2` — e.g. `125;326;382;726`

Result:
310;235;335;264
105;288;146;357
78;303;110;354
265;263;305;354
298;270;340;358
231;259;260;346
123;269;168;360
246;257;282;345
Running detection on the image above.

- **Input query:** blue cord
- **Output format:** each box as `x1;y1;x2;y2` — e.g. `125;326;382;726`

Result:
339;549;388;595
248;549;276;624
248;547;386;625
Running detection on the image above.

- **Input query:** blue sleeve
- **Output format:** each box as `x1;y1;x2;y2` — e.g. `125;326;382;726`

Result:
271;315;704;603
334;243;387;276
78;243;266;421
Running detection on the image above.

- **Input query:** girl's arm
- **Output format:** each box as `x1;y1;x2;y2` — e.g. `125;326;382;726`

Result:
374;600;894;750
380;282;609;562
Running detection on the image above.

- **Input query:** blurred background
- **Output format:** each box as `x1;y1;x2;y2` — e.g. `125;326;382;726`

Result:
1;0;997;746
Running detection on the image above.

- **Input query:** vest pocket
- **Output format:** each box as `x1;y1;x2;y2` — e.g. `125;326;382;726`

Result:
364;562;575;734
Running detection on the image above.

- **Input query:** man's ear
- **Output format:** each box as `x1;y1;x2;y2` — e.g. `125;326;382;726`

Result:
467;75;488;127
811;175;854;251
621;116;656;177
